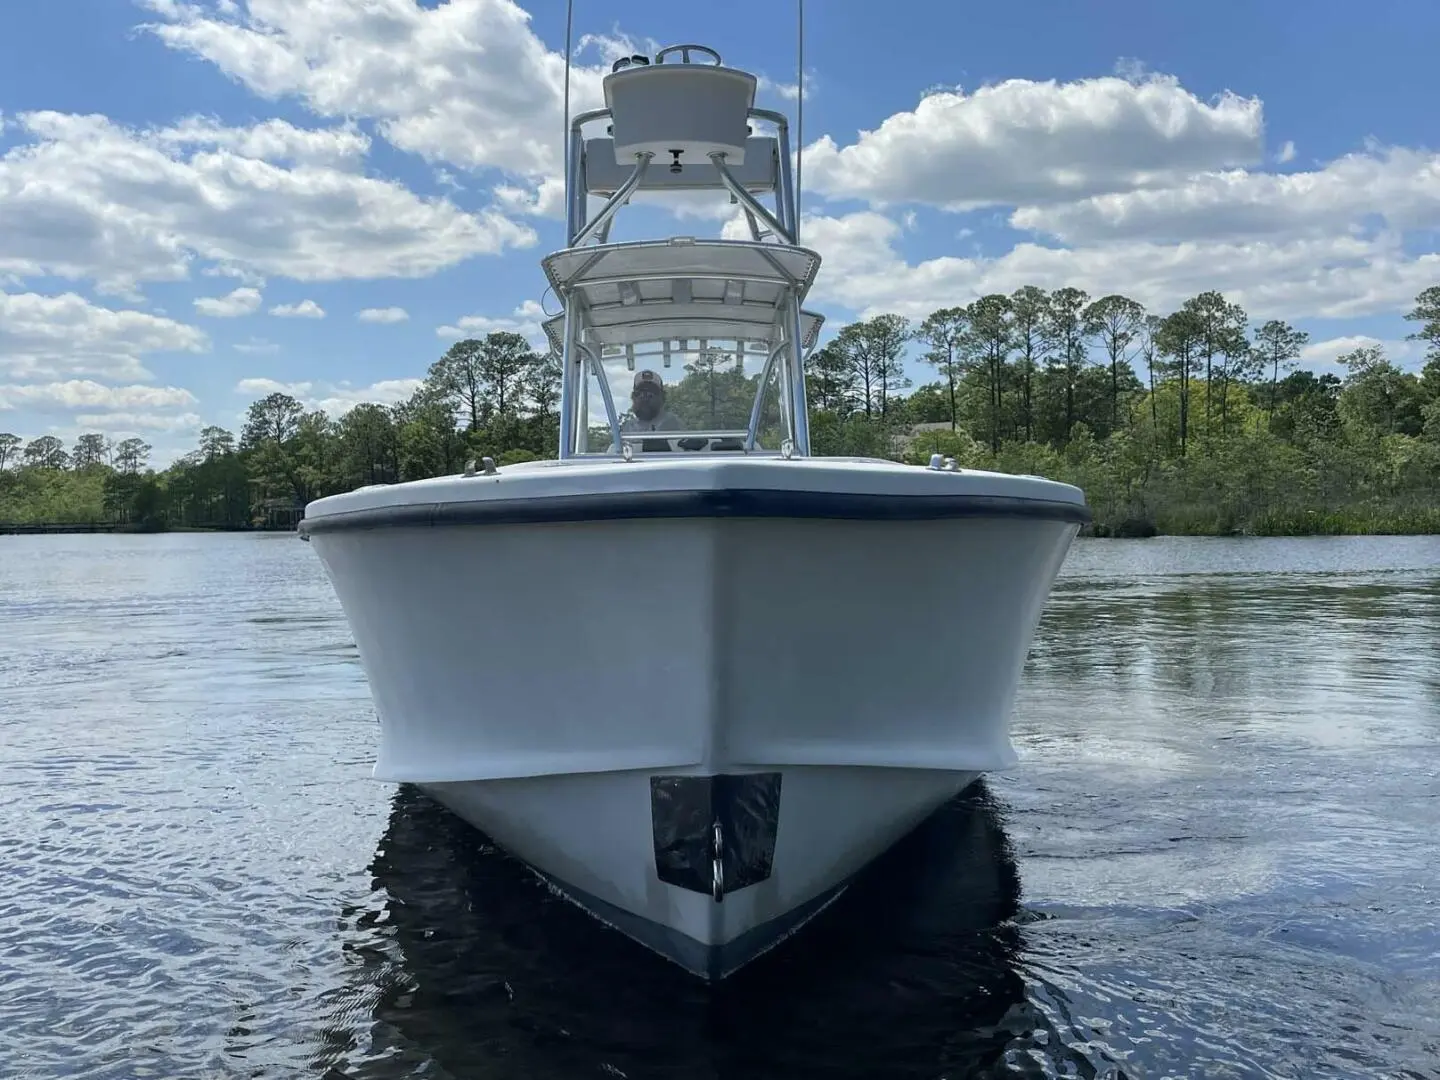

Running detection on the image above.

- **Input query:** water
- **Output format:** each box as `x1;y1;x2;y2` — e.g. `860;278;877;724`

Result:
2;533;1438;1079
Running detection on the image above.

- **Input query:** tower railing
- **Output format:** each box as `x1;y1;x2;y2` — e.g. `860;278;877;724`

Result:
564;107;800;249
552;48;813;460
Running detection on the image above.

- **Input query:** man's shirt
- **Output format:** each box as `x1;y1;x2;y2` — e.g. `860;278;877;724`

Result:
620;410;682;433
621;409;683;451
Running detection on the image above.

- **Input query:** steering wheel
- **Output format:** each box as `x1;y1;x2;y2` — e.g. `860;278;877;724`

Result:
654;44;723;66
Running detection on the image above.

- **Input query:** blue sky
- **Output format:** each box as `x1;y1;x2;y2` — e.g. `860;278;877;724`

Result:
3;0;1440;464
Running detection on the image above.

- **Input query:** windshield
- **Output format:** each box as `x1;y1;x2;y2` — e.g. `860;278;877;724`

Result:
576;336;790;454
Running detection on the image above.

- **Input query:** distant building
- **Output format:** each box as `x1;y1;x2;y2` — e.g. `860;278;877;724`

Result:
892;421;955;455
255;496;305;530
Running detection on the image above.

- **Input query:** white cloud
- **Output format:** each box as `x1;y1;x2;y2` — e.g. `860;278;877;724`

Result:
1301;335;1423;373
0;290;208;382
357;306;410;324
8;5;1426;400
233;337;280;354
757;74;802;102
0;110;535;296
73;411;204;434
778;68;1437;331
313;378;424;418
574;29;661;63
195;286;263;317
801;209;1440;323
136;2;823;222
203;264;266;287
802;73;1264;211
269;299;325;318
236;377;312;397
153;115;371;167
1011;145;1440;245
436;298;548;347
1113;57;1150;82
232;375;422;417
138;0;615;219
0;380;198;412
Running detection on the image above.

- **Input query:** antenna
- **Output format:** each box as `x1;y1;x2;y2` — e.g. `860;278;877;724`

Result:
563;0;574;166
795;0;804;245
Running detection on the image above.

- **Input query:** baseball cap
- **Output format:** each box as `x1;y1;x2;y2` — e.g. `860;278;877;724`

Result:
633;369;664;394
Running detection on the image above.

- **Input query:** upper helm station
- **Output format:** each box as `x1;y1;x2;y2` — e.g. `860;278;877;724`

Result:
545;45;822;460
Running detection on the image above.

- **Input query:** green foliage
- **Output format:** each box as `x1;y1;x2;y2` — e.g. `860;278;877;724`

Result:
821;314;912;418
4;292;1440;537
0;466;107;524
880;286;1439;536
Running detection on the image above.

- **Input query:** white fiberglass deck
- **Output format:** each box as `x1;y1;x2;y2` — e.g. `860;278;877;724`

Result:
301;454;1090;521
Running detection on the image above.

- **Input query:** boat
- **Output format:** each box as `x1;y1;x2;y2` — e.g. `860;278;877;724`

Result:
353;781;1025;1074
299;42;1089;980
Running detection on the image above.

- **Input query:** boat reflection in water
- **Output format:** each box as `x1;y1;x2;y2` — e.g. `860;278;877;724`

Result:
325;779;1031;1078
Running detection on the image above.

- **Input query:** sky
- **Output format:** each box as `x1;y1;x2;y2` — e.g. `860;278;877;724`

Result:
3;0;1440;466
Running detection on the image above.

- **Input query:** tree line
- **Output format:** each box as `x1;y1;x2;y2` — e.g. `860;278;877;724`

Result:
3;287;1439;536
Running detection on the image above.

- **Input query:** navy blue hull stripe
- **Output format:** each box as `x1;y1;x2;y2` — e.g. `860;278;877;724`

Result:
299;487;1091;534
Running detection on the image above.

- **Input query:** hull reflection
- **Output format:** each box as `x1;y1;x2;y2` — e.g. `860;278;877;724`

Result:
335;779;1029;1078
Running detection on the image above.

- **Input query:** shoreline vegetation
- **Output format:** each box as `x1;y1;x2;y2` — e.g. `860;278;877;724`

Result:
3;285;1438;538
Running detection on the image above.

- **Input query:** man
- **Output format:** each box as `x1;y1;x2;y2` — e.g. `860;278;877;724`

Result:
620;369;704;452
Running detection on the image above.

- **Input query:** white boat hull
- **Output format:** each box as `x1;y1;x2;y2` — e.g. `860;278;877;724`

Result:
420;765;978;978
302;457;1084;977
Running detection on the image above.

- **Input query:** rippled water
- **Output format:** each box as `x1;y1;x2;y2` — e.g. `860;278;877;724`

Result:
2;532;1438;1079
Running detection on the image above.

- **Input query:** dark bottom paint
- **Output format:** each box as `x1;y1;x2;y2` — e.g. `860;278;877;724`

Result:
650;772;782;898
527;865;851;981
